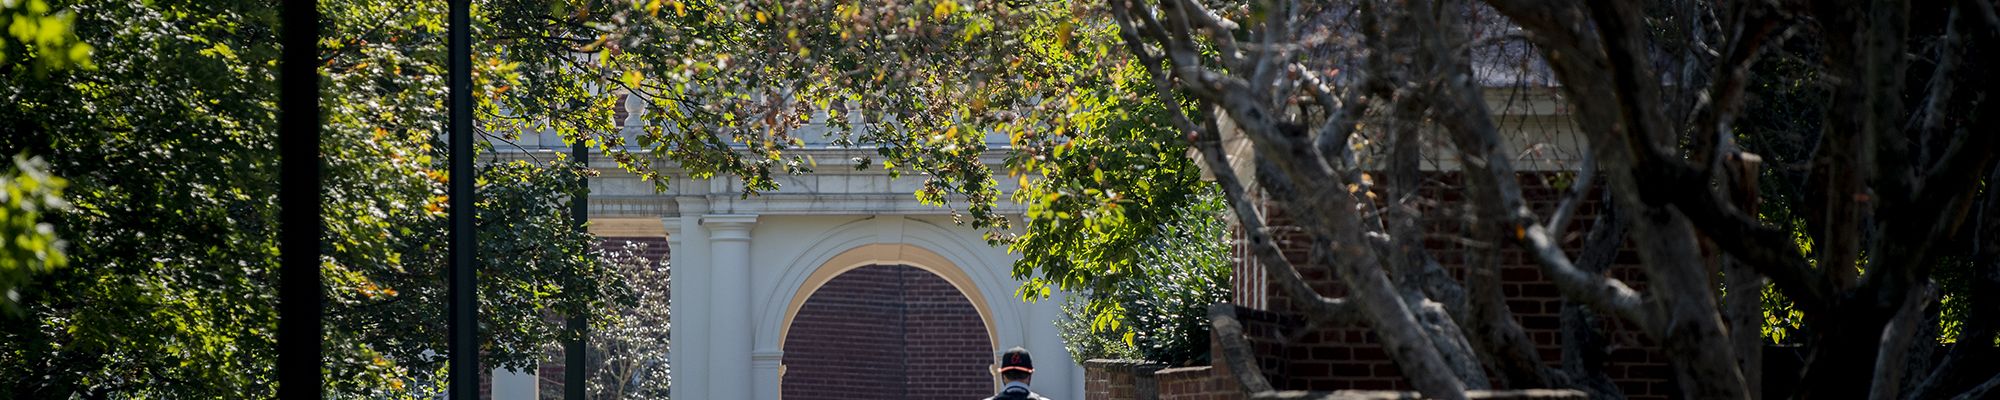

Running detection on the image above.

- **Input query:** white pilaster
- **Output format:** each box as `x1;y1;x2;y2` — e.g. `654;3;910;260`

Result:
488;367;537;400
751;349;784;400
1031;290;1083;397
660;219;683;387
703;214;759;399
669;199;711;400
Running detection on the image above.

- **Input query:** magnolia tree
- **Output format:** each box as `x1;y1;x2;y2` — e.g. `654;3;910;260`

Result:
484;0;1998;399
1097;0;2000;399
569;241;672;400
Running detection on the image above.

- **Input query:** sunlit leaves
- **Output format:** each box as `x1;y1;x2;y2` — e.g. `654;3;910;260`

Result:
0;0;634;397
478;0;1095;230
0;0;94;73
484;0;1226;369
0;155;67;313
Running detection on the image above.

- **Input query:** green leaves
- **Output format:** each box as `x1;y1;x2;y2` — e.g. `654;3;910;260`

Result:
1049;191;1232;366
0;0;94;73
0;155;67;314
529;0;1232;367
0;0;635;397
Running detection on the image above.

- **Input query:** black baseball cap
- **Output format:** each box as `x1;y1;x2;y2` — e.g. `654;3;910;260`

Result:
999;346;1034;373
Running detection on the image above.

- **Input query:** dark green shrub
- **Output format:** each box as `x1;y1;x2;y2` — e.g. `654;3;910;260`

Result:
1054;192;1231;367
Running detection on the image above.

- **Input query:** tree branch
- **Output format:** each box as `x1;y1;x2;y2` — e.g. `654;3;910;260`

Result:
1544;150;1595;233
1211;304;1278;393
1870;281;1937;400
1188;104;1360;325
1906;166;2000;400
1949;373;2000;400
1561;194;1632;400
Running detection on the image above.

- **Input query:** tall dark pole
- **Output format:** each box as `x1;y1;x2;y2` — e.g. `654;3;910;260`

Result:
278;0;323;397
566;137;588;400
448;0;479;397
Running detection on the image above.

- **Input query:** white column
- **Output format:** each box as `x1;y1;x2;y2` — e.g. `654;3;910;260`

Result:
703;214;758;399
488;367;537;400
660;219;684;396
1033;291;1083;399
669;199;710;400
751;350;784;400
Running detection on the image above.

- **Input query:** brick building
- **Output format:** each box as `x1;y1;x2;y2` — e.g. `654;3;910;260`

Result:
1083;85;1678;400
1216;172;1672;399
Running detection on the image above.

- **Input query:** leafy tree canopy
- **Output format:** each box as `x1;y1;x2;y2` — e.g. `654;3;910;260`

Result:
0;0;93;73
0;0;636;397
0;155;66;313
485;0;1210;298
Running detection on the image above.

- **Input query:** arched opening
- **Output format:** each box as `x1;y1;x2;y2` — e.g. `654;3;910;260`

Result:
780;264;994;399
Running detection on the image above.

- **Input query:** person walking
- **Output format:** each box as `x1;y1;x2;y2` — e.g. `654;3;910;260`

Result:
985;347;1052;400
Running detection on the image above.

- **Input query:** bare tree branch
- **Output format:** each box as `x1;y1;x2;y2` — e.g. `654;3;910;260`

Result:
1122;0;1471;394
1913;168;2000;400
1544;151;1594;233
1561;195;1631;400
1720;152;1769;400
1183;103;1359;326
1211;304;1277;394
1948;373;2000;400
1870;281;1937;400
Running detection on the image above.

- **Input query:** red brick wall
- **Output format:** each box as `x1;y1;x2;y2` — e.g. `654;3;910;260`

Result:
1156;366;1244;400
1086;357;1587;400
785;265;910;398
783;265;993;400
1236;172;1675;399
903;270;996;398
1085;360;1143;400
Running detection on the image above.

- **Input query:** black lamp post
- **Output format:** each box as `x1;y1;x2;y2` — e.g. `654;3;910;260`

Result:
278;0;476;397
447;0;479;397
277;0;322;397
567;128;589;400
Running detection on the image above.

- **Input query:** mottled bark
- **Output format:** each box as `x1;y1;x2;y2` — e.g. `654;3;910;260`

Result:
1211;304;1276;394
1109;0;1478;396
1103;0;1998;397
1721;153;1767;400
1561;201;1630;400
1473;0;1754;397
1909;166;2000;400
1948;374;2000;400
1870;282;1936;400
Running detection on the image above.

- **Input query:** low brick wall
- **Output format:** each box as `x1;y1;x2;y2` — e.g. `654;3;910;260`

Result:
1087;358;1584;400
1157;366;1245;400
1086;360;1139;400
1087;360;1243;400
1248;390;1586;399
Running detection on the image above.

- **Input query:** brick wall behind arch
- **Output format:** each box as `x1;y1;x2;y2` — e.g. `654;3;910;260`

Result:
783;264;994;399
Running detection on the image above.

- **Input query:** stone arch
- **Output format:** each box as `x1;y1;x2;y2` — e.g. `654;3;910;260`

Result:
780;264;994;398
775;243;999;351
745;216;1071;398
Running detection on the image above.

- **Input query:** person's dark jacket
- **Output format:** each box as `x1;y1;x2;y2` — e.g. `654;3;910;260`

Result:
982;383;1051;400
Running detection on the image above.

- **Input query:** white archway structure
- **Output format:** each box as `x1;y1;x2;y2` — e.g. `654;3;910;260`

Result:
670;214;1076;400
654;151;1074;400
489;117;1079;399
